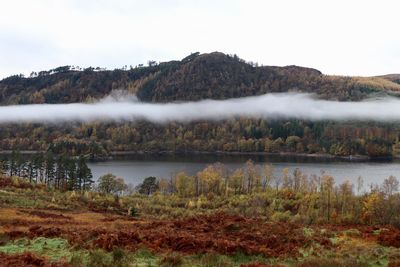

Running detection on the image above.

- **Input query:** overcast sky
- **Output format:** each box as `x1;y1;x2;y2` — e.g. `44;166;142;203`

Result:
0;0;399;79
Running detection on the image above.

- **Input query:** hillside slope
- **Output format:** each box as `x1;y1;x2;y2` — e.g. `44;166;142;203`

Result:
0;52;399;159
1;52;400;105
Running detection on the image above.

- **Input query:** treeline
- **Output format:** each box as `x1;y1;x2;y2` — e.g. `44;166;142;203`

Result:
0;119;397;158
0;151;93;191
135;161;400;226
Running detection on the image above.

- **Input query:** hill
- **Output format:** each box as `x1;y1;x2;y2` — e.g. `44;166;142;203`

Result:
1;52;400;105
0;52;399;159
379;74;400;84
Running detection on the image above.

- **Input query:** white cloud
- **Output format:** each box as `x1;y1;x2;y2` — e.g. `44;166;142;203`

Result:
0;0;399;78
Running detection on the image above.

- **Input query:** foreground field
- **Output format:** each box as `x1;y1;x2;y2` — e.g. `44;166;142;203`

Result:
1;177;400;266
2;207;400;267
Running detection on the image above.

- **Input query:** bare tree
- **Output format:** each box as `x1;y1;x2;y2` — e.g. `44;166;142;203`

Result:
382;175;399;196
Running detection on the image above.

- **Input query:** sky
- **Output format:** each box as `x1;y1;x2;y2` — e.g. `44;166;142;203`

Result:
0;0;399;79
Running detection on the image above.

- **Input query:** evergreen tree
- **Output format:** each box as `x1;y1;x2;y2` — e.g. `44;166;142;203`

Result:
16;153;26;178
26;160;36;183
33;153;44;183
137;176;158;195
45;152;56;186
3;150;94;191
55;155;66;190
0;159;9;175
66;157;78;190
9;150;19;176
77;155;93;191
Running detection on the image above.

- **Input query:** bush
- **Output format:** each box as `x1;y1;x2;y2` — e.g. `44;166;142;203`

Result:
69;252;85;267
112;248;125;262
271;211;291;222
343;229;361;238
88;249;112;267
127;206;138;217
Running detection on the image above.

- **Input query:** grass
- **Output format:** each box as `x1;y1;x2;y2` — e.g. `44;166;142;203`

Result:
1;235;400;266
0;237;72;262
3;179;400;266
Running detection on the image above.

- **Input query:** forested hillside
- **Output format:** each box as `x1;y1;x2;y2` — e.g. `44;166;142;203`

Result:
2;52;400;105
1;52;400;158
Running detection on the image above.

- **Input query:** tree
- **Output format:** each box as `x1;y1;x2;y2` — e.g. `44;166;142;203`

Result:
55;155;66;190
26;160;36;183
321;175;335;222
9;150;20;176
97;173;127;195
16;152;26;178
229;169;245;194
114;177;128;195
263;164;274;191
66;157;77;190
158;177;171;194
173;172;195;198
293;168;302;191
282;168;291;189
382;175;399;196
245;160;261;193
197;165;224;196
77;155;93;191
137;176;158;195
0;159;8;175
362;192;385;224
45;152;56;186
357;176;364;194
33;153;44;183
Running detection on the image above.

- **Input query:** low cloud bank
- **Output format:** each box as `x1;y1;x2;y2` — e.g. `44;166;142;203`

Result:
0;93;399;124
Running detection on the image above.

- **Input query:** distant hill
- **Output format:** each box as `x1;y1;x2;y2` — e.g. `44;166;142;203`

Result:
379;74;400;84
1;52;400;105
1;52;399;158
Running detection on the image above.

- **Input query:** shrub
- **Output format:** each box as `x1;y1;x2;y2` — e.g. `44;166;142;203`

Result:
127;206;138;217
271;211;291;222
69;252;85;267
88;249;112;267
112;248;125;263
343;229;361;238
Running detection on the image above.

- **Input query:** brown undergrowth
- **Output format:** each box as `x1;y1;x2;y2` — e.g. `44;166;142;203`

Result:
1;206;398;264
1;209;335;258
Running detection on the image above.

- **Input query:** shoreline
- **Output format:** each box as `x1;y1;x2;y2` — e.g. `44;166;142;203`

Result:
0;149;392;162
110;150;377;162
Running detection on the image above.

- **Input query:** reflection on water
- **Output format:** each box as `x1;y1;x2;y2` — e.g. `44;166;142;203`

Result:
87;154;400;189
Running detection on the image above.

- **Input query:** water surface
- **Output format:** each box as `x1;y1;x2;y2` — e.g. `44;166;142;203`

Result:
88;154;400;189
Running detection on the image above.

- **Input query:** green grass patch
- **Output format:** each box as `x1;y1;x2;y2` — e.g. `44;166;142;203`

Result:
0;237;71;262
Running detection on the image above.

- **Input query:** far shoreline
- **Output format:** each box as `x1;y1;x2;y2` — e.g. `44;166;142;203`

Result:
110;150;385;162
0;149;394;162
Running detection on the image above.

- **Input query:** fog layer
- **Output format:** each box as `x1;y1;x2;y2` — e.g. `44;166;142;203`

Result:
0;93;399;124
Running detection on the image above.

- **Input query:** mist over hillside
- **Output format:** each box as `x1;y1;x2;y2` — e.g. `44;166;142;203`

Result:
2;93;400;124
0;52;399;159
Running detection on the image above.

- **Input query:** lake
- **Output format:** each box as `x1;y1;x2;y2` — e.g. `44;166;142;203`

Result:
87;154;400;189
